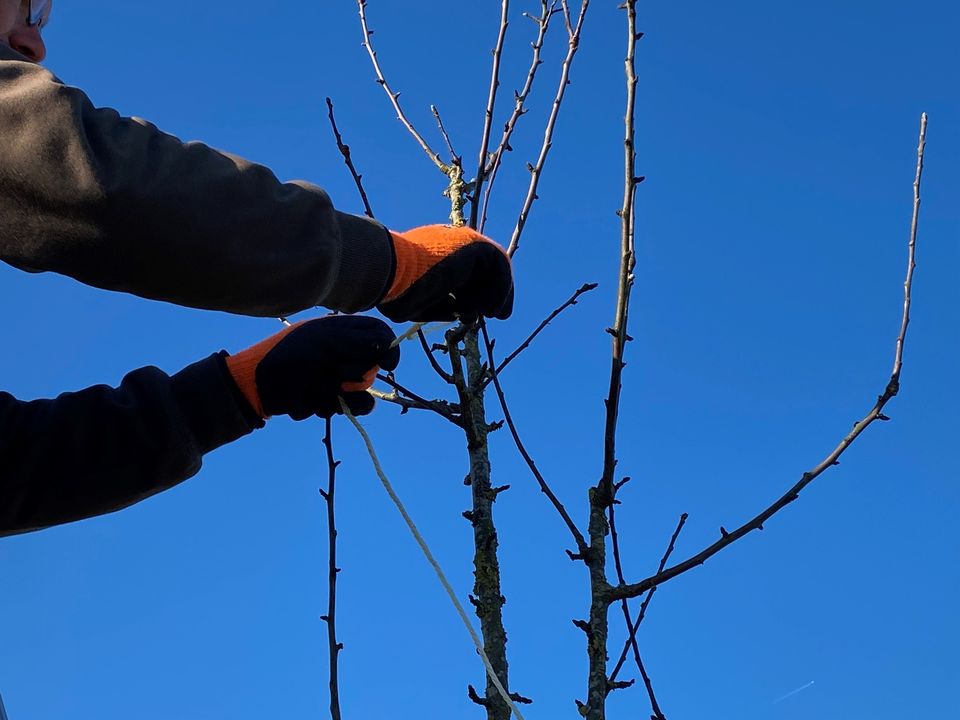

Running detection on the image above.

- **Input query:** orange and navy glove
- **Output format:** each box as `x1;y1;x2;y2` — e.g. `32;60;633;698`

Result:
224;315;400;420
377;225;514;322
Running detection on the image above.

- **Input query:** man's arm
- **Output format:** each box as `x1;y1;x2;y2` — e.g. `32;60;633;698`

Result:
0;315;399;538
0;45;394;317
0;356;259;537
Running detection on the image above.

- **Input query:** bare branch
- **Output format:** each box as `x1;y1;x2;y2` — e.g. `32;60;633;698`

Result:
607;490;668;719
600;0;639;499
479;0;558;234
581;4;633;716
373;374;462;424
895;112;927;383
488;281;597;382
631;654;666;720
560;0;574;33
609;114;928;604
340;402;525;720
480;322;588;554
369;387;433;415
608;513;688;684
446;328;516;719
418;329;455;383
431;104;461;164
356;0;450;173
507;0;589;256
470;0;510;229
320;418;343;720
325;97;375;218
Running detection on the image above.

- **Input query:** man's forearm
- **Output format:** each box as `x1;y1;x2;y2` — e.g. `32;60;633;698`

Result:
0;355;259;537
0;45;394;317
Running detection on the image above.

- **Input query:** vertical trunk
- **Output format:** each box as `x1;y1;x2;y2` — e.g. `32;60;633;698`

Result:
452;330;511;720
583;487;612;719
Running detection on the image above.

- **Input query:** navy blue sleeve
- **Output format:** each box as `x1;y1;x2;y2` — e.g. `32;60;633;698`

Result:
0;354;261;537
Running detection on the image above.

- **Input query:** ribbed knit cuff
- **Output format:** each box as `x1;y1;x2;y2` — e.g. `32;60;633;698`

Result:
323;212;395;313
169;354;263;457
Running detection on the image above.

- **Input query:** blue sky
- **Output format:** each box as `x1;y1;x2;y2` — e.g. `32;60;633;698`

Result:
2;1;958;718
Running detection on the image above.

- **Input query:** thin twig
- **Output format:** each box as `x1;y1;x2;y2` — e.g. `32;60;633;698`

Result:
895;112;927;382
325;97;375;218
368;387;438;415
480;322;587;553
480;0;558;234
374;373;461;424
507;0;590;256
319;418;343;720
391;320;458;386
340;401;525;720
609;114;928;604
607;491;667;719
431;104;461;163
601;0;640;500
419;329;455;383
488;282;597;382
634;655;666;719
608;513;688;684
356;0;449;173
470;0;510;228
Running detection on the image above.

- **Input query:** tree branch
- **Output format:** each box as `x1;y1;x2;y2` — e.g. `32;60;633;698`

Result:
600;0;639;500
606;487;667;719
480;322;588;554
431;104;462;164
607;490;667;720
609;114;928;604
325;97;375;218
319;418;343;720
480;0;558;234
507;0;590;257
487;282;597;384
373;373;462;424
356;0;450;172
470;0;510;229
340;402;525;720
447;327;515;720
581;3;632;716
419;328;455;383
608;513;688;684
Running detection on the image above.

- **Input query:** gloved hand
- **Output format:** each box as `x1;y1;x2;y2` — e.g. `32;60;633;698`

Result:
225;315;400;420
378;225;514;322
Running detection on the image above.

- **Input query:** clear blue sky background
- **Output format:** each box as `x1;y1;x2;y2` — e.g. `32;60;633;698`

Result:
1;1;958;718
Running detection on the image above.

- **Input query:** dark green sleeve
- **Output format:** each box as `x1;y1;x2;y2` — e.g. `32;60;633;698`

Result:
0;355;260;537
0;45;394;317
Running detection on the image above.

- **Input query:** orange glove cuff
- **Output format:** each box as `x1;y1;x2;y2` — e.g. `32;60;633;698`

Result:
385;225;490;303
225;321;305;418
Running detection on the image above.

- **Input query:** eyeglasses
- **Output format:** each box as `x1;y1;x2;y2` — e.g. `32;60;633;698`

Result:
24;0;50;29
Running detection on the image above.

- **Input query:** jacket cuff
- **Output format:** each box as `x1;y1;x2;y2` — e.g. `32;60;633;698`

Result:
169;354;263;457
324;212;396;313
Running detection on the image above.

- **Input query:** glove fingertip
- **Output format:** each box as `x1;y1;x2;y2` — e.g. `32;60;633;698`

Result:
494;283;515;320
341;391;376;417
380;344;401;372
